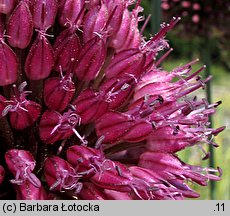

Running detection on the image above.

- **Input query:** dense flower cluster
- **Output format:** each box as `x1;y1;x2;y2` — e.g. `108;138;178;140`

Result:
0;0;224;200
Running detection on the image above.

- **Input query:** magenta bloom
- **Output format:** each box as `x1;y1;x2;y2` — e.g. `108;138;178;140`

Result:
0;0;224;200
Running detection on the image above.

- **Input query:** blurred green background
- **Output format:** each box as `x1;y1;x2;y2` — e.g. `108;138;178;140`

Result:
141;0;230;199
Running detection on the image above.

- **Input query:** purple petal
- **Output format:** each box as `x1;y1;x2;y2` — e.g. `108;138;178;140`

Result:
31;0;58;30
74;36;106;81
0;42;18;86
7;1;33;48
25;35;54;80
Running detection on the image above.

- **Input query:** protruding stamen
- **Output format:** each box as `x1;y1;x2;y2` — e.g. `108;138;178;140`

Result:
18;81;27;93
2;105;13;116
151;121;157;129
211;126;226;136
35;29;54;39
214;101;222;107
140;14;151;34
72;128;88;146
95;136;105;149
181;65;206;83
150;17;181;43
217;167;222;177
156;48;173;66
50;179;61;191
178;76;212;98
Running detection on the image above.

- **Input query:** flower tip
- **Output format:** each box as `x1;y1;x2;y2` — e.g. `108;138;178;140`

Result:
212;126;226;136
194;58;199;63
217;167;223;178
214;101;222;107
202;152;210;160
173;16;181;21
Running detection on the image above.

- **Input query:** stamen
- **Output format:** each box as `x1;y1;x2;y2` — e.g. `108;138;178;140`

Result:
93;31;103;39
26;172;41;188
74;182;83;194
101;160;116;172
217;167;222;177
140;14;151;34
150;17;181;43
19;106;28;112
156;48;173;66
50;179;61;191
10;179;24;185
214;101;222;107
151;121;157;129
2;105;13;116
0;30;11;42
72;128;88;146
121;83;130;91
179;65;206;83
178;76;212;98
116;165;123;176
95;136;105;149
59;66;64;79
211;126;226;136
69;104;77;111
50;124;61;135
35;29;54;40
18;81;27;92
149;95;164;106
172;59;199;77
130;184;145;200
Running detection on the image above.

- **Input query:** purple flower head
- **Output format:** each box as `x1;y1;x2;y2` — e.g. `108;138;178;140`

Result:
0;0;225;200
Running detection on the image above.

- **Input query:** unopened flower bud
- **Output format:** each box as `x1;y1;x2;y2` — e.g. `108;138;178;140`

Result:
7;1;33;48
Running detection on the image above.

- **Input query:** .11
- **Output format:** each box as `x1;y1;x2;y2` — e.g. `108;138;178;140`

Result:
215;203;224;212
